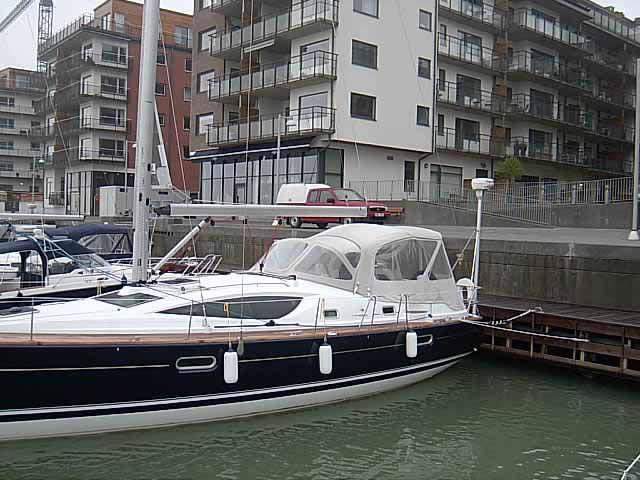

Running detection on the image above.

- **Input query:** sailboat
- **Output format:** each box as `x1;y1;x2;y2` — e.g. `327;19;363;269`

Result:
0;0;479;441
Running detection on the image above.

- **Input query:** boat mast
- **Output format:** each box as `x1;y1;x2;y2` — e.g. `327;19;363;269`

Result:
131;0;161;283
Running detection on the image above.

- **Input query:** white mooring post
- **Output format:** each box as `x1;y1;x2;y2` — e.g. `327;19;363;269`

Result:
470;178;495;315
628;58;640;241
131;0;161;282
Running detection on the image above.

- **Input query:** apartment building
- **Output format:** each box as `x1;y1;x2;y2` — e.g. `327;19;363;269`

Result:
37;0;195;216
191;0;437;204
435;0;639;195
0;68;45;208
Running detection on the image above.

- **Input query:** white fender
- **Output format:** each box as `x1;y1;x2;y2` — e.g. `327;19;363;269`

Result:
319;343;333;375
224;350;239;384
406;331;418;358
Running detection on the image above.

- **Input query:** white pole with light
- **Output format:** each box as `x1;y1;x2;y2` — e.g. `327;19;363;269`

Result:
628;58;640;241
470;177;494;315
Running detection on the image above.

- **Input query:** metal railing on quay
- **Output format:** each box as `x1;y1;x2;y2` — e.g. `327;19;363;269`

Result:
209;51;337;100
351;176;635;210
439;0;505;29
511;9;587;50
437;81;505;114
210;0;339;56
438;33;503;71
207;106;335;146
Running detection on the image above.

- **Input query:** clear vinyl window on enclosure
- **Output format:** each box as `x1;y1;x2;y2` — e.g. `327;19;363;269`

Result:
261;239;308;271
375;239;440;281
296;246;353;280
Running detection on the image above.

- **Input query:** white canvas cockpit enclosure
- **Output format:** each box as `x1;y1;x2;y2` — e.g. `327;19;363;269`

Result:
256;225;465;310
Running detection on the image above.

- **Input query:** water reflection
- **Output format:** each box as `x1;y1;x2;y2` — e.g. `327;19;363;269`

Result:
1;357;639;480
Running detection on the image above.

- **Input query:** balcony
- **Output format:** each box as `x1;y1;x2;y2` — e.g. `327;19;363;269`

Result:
39;14;192;55
207;106;335;147
49;52;130;82
583;45;636;78
0;148;43;159
507;51;591;95
437;81;504;115
438;34;503;72
594;125;635;144
53;82;128;108
209;51;337;103
507;94;594;129
436;127;503;156
44;147;126;164
506;138;625;173
439;0;506;31
0;104;36;115
589;8;640;48
0;126;34;137
0;167;41;179
510;9;588;56
0;77;45;94
48;192;65;206
210;0;338;59
41;116;129;138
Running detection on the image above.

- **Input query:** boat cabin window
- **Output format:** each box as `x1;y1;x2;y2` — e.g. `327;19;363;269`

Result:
322;237;361;268
428;245;453;280
79;233;131;256
96;291;161;308
296;246;353;280
161;296;302;319
375;239;439;281
261;239;308;271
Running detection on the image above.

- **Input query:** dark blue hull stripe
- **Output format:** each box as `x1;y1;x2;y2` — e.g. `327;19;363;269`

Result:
0;353;470;423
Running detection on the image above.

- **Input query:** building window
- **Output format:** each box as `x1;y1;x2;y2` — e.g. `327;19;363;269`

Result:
101;76;126;96
98;139;125;158
102;44;127;64
157;52;166;65
79;138;91;158
419;10;432;31
183;116;191;131
0;96;15;107
0;141;14;150
439;69;446;90
185;57;192;72
350;93;376;121
174;26;192;48
418;57;431;79
0;118;15;129
99;107;125;127
417;106;430;126
155;83;167;96
184;87;192;102
183;145;190;158
0;160;14;171
439;24;447;46
354;0;378;17
198;70;215;94
352;40;378;69
199;28;216;52
197;113;214;136
30;142;40;151
437;114;445;135
101;13;111;30
200;0;212;9
158;114;166;127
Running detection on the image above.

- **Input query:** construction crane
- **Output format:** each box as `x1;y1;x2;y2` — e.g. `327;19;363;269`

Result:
0;0;53;71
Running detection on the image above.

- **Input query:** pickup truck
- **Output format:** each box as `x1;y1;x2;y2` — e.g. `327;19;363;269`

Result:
276;183;388;229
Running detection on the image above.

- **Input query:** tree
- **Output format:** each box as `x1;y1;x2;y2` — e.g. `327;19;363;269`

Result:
495;156;524;185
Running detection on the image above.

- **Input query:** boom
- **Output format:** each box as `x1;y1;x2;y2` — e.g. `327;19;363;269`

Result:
0;0;36;35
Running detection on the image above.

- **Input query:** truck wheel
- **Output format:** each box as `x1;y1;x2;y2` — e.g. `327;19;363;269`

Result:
316;223;328;229
343;218;353;225
290;217;303;228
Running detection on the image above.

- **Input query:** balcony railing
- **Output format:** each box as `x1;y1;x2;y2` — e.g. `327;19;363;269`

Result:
39;116;129;137
584;45;636;76
0;167;42;178
436;127;502;155
0;77;46;93
49;52;131;80
0;148;43;158
209;51;337;100
0;126;33;136
508;51;592;91
80;82;128;101
595;125;635;143
507;94;595;130
39;14;192;54
590;8;640;47
207;106;335;146
45;148;126;164
437;81;504;114
0;104;36;115
48;192;65;206
439;0;506;30
438;34;503;71
511;9;587;51
210;0;338;56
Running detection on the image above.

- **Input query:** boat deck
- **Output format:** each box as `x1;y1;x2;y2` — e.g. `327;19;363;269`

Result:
0;319;453;346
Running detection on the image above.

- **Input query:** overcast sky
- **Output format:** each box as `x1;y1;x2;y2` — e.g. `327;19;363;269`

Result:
1;0;640;70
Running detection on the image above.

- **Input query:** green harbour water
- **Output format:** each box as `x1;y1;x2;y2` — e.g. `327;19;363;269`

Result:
2;356;639;480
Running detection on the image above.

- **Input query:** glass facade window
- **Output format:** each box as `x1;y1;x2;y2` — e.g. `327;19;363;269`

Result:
200;149;344;205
